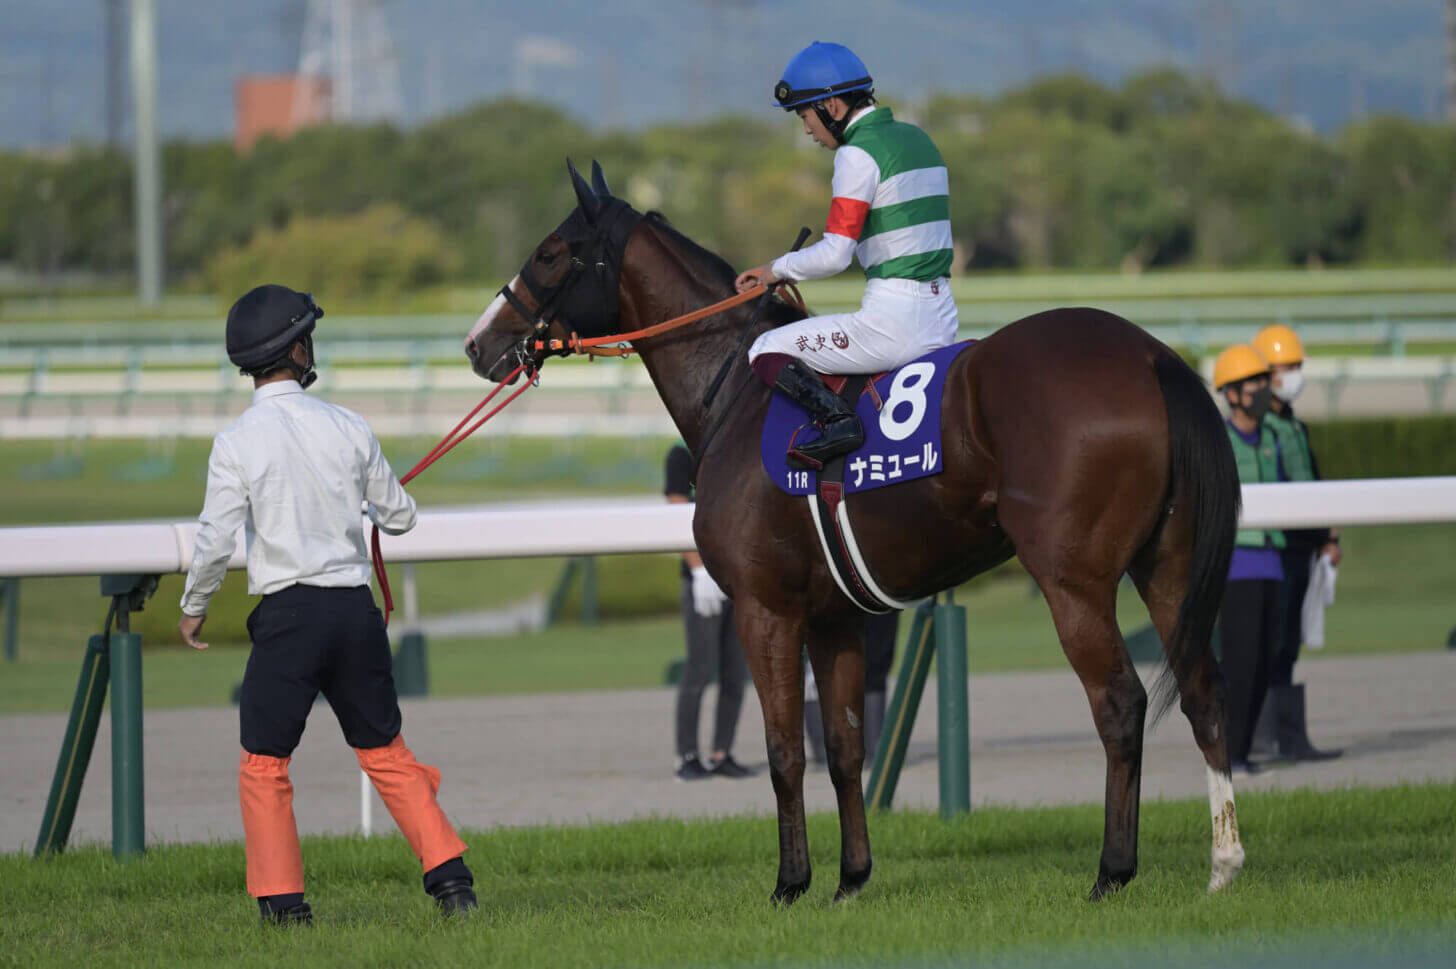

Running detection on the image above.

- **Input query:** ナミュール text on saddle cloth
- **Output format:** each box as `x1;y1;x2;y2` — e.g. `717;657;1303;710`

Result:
369;281;800;625
760;340;976;613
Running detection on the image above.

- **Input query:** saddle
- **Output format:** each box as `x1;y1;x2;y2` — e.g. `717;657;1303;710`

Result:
759;340;977;612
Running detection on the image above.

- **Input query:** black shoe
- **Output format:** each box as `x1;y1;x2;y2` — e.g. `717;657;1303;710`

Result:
709;755;756;778
1230;759;1263;776
430;878;478;918
774;360;864;470
676;755;712;781
261;902;313;926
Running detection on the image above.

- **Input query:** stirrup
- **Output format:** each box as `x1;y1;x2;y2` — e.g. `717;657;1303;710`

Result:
787;416;863;471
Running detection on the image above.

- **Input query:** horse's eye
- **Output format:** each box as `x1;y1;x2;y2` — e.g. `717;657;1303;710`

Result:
536;248;558;266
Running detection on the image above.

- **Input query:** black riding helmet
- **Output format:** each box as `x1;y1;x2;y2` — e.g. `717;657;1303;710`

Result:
226;284;323;388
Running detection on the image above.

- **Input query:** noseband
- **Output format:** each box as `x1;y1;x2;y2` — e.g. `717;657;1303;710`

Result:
494;199;643;374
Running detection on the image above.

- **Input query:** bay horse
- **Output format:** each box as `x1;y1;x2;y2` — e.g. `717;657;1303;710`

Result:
464;161;1247;904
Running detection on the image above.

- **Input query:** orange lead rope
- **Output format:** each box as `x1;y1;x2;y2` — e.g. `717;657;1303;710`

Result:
530;282;805;357
372;281;806;624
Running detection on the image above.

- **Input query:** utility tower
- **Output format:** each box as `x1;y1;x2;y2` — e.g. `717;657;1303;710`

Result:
1197;0;1237;93
1447;0;1456;122
294;0;403;126
103;0;125;147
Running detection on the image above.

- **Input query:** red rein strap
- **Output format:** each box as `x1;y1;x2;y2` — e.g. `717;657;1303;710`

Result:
371;281;807;624
371;362;532;624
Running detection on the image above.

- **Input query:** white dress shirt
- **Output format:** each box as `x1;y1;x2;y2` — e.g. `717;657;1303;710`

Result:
180;380;417;616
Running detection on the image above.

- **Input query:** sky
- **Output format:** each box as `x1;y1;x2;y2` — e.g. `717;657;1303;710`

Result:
0;0;1448;149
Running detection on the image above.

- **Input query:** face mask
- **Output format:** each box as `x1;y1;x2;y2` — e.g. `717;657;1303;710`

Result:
1242;384;1273;422
291;335;318;389
1273;368;1305;402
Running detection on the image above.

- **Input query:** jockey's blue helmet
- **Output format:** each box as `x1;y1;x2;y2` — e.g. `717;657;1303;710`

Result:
773;42;873;110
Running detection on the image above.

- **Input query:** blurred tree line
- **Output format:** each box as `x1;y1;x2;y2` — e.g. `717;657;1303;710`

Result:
1;69;1454;298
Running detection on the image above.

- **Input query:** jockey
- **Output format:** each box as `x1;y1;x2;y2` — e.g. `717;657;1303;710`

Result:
735;41;959;470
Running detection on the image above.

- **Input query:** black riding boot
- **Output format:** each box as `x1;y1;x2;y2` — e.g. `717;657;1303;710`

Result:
1249;697;1278;760
775;360;864;470
1273;684;1342;762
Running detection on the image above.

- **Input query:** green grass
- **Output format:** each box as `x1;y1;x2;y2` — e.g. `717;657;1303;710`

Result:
0;784;1452;968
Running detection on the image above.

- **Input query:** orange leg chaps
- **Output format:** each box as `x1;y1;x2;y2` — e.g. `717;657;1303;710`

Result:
355;735;468;873
238;750;305;898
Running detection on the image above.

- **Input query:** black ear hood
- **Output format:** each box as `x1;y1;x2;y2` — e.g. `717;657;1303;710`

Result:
514;160;641;340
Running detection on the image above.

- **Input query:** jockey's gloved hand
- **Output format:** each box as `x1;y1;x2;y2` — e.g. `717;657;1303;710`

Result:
690;566;727;617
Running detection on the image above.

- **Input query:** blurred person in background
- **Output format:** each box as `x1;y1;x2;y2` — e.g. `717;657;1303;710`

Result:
1212;344;1284;774
665;444;755;781
179;285;476;923
804;610;898;769
735;41;958;471
1249;325;1342;763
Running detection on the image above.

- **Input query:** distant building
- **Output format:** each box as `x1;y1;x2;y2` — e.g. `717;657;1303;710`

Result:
234;74;331;151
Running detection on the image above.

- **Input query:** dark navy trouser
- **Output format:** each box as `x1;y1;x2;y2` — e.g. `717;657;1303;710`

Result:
240;584;401;757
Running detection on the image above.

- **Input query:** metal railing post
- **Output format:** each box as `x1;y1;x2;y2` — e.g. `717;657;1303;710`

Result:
2;577;18;662
109;607;145;860
866;600;936;811
34;629;112;855
934;590;970;817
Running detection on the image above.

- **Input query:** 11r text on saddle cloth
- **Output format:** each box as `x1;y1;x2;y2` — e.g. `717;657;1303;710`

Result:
761;341;972;495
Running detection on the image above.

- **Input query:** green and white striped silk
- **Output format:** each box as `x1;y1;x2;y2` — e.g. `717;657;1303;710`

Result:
842;108;953;281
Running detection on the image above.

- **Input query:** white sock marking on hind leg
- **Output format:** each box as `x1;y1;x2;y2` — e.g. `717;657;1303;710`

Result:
1205;765;1245;893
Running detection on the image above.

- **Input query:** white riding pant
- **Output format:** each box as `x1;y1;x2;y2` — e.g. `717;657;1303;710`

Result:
748;276;959;374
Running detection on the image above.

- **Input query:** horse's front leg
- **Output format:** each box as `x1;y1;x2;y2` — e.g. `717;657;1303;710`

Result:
806;617;872;902
735;597;811;905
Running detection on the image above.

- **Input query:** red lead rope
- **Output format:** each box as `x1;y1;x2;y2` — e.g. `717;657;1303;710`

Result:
370;362;533;625
369;281;806;624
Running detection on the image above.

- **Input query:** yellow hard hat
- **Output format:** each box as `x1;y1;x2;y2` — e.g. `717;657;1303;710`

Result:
1252;324;1305;365
1213;344;1270;389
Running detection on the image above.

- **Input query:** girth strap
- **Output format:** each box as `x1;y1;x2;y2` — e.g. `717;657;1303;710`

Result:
802;377;918;614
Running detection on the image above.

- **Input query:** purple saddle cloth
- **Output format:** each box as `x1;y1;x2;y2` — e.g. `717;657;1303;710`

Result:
761;340;974;496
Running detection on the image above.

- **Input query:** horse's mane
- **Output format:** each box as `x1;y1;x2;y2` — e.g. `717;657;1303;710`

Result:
642;211;807;327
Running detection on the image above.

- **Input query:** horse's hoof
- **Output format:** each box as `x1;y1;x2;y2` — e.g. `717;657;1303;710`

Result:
770;878;811;907
1089;855;1129;902
833;863;872;903
1087;867;1133;902
1207;843;1246;894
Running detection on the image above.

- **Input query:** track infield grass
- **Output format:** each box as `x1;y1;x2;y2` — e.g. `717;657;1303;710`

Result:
0;783;1452;968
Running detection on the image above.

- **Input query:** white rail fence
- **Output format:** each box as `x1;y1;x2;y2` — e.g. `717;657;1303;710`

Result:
4;478;1453;837
2;478;1454;579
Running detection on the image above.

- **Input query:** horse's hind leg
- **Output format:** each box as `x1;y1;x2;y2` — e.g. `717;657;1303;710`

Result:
1023;561;1147;900
805;618;872;902
734;597;813;905
1130;540;1245;893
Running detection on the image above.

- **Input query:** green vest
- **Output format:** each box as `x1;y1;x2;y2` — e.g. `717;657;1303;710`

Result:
1264;410;1315;482
1227;421;1287;550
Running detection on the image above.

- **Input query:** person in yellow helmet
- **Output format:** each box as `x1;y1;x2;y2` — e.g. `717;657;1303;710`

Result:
1211;344;1282;773
1249;325;1342;763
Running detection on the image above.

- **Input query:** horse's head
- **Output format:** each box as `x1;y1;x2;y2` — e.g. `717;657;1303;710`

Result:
464;159;643;382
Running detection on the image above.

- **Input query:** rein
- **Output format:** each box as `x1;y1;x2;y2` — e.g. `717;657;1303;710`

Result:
368;278;805;625
528;281;804;359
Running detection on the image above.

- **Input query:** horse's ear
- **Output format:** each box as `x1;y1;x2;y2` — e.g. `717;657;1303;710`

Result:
567;158;602;222
590;160;612;199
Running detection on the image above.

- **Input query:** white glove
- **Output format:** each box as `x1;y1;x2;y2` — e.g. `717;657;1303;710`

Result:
690;565;727;617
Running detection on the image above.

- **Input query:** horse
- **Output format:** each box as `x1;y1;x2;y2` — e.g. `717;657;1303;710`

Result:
464;160;1247;904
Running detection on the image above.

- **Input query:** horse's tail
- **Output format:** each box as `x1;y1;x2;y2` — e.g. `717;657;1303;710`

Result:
1147;349;1239;725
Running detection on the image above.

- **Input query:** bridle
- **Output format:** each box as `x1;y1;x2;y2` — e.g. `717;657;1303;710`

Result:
491;198;643;376
377;204;804;624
